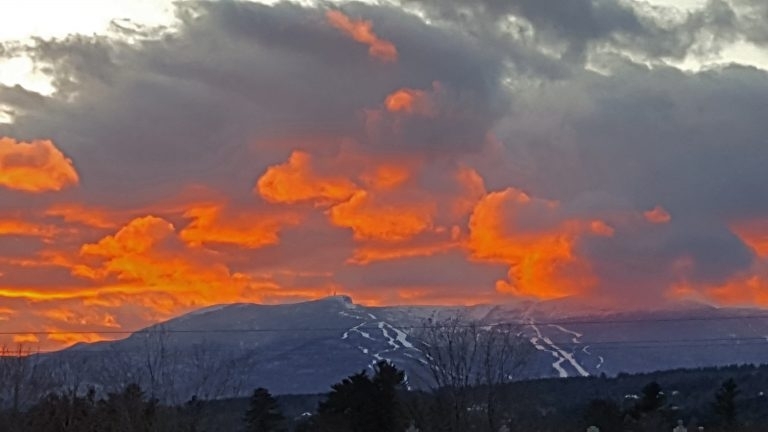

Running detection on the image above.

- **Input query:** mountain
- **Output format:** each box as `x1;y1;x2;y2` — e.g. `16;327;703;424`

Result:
38;296;768;399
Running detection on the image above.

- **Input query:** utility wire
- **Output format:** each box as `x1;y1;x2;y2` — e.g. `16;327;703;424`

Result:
4;312;768;335
9;338;768;355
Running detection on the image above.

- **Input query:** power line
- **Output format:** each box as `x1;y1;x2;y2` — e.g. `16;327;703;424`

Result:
4;312;768;336
7;338;768;356
5;331;768;355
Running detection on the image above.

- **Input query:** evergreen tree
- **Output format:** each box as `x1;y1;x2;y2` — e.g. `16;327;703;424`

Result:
631;382;671;432
713;378;739;428
371;361;407;432
101;384;157;432
582;398;623;432
244;388;285;432
314;361;406;432
316;371;374;432
636;382;665;413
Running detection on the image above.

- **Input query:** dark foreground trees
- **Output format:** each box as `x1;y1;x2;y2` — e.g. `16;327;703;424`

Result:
298;360;407;432
1;384;159;432
623;381;673;432
582;398;624;432
713;378;740;430
3;341;766;432
245;387;286;432
579;379;747;432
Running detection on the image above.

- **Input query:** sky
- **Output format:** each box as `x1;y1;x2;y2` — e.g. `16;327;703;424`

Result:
1;0;768;350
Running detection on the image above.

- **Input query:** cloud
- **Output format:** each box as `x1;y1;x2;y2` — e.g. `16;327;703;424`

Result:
399;0;760;64
364;82;500;153
1;0;768;348
45;203;118;229
73;216;258;304
257;150;360;206
731;218;768;258
467;187;610;298
256;147;482;259
644;206;672;224
384;88;435;116
328;190;436;241
326;10;398;62
0;218;57;238
180;202;302;249
0;137;79;192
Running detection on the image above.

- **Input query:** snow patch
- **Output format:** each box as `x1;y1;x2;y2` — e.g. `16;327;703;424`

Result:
548;324;583;343
528;319;589;378
383;322;416;349
379;322;400;351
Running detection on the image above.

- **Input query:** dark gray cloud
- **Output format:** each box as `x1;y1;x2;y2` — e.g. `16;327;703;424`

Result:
486;61;768;297
404;0;647;60
1;1;512;207
399;0;763;64
496;63;768;218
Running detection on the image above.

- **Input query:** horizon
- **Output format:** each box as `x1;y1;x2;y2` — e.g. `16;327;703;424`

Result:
2;0;768;352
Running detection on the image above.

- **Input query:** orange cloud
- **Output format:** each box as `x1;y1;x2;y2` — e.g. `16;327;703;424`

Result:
670;272;768;307
708;275;768;306
644;205;672;224
359;162;413;191
0;218;57;238
12;334;40;344
46;203;118;229
348;238;460;264
257;149;489;265
384;88;436;116
328;190;437;242
46;331;108;347
326;10;397;62
72;216;258;311
40;308;120;328
590;220;616;237
0;200;353;349
0;137;79;192
257;151;359;205
451;165;487;219
387;287;503;306
732;218;768;258
468;188;601;299
80;215;174;259
335;164;483;263
180;202;301;248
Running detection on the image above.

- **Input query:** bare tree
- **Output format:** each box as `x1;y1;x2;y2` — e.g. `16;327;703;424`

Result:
414;316;530;432
185;342;243;401
90;329;245;404
0;344;59;412
141;325;175;402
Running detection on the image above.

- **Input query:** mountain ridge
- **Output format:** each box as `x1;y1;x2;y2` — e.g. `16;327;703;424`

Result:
42;295;768;398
